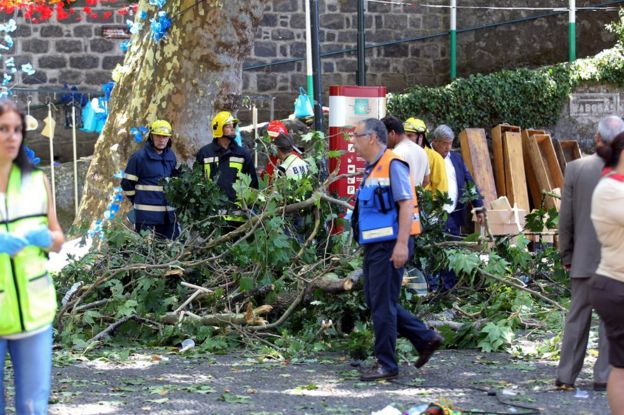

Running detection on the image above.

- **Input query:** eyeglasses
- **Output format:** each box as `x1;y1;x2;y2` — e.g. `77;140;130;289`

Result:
353;132;370;138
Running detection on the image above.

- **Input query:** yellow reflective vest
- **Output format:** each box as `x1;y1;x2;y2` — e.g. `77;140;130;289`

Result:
0;165;56;336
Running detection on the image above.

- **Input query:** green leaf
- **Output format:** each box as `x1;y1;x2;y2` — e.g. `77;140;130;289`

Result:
239;276;254;292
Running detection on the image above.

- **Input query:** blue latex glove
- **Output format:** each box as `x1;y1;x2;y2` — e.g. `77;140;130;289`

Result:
0;233;29;257
24;227;52;249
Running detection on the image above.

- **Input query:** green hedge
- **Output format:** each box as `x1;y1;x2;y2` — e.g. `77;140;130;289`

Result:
387;45;624;133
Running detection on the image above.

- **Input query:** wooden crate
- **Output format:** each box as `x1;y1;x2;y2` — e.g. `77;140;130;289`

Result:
491;124;521;196
459;128;498;209
526;133;563;211
503;132;530;212
553;139;582;174
522;129;547;209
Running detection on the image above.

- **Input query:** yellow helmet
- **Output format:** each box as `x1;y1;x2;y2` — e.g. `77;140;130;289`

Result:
211;111;238;138
404;117;428;134
150;119;173;137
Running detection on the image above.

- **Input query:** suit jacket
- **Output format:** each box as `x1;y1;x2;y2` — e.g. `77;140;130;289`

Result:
559;154;604;278
448;151;484;227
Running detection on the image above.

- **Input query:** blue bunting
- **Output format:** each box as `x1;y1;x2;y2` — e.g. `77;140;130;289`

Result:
149;0;167;9
150;11;171;42
24;146;41;166
102;81;115;102
139;10;148;20
120;40;130;53
130;126;149;143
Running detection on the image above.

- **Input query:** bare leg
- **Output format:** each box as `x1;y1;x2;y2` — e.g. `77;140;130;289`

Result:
607;367;624;415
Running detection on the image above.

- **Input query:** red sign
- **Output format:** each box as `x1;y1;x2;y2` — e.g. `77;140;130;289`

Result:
328;86;387;202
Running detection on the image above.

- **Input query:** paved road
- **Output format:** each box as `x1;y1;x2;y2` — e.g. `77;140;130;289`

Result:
5;349;609;414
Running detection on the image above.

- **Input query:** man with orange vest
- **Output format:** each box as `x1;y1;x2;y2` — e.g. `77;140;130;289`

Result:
350;118;443;381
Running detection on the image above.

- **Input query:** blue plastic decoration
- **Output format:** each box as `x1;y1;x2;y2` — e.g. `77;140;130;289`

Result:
20;63;35;76
2;73;11;86
149;0;166;9
120;40;130;53
150;11;171;42
130;126;149;143
0;19;16;33
127;19;143;35
24;146;41;165
102;81;115;102
138;10;148;20
0;34;13;50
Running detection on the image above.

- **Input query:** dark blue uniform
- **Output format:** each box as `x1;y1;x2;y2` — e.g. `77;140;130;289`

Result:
121;144;179;239
195;140;258;202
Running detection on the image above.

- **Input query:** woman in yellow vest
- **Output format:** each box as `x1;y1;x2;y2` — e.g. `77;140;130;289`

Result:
0;99;65;415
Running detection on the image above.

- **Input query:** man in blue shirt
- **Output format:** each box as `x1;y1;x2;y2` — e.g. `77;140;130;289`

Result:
351;118;443;381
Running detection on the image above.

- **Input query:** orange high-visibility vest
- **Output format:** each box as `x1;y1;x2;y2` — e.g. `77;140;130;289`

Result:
356;149;421;244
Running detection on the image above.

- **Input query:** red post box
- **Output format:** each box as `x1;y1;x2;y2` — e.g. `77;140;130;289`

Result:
328;86;387;202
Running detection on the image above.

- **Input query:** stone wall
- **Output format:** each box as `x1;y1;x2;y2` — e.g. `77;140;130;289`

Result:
5;0;619;125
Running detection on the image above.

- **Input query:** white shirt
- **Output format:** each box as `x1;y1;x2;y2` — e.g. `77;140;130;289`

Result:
278;154;310;180
392;139;430;186
444;154;458;213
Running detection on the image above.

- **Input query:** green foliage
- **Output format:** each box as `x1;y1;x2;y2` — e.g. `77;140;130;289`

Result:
388;42;624;132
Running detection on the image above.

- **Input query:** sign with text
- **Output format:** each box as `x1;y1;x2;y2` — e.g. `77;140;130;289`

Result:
570;93;620;118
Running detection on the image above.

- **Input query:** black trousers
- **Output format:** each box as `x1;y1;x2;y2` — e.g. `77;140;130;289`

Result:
363;238;435;372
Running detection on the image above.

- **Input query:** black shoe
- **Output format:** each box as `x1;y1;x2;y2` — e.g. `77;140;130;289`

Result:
360;364;399;381
415;332;444;368
594;382;607;392
555;379;575;391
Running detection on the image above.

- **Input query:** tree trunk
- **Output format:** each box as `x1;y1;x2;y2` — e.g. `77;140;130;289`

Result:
75;0;264;228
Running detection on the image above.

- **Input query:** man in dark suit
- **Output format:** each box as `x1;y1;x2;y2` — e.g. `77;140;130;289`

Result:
430;124;484;235
430;125;484;290
555;115;624;391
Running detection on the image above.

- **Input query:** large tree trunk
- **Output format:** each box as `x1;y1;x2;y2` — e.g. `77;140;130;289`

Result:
74;0;264;228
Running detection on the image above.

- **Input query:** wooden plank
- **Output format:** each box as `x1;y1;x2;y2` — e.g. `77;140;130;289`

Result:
535;134;564;192
522;129;547;210
459;128;498;209
554;139;582;174
491;124;521;197
526;133;561;211
503;132;530;212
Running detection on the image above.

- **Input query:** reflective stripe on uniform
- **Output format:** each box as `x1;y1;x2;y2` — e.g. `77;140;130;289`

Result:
365;177;390;186
123;190;136;196
124;173;139;181
134;204;176;212
135;184;164;192
203;157;218;164
230;157;245;164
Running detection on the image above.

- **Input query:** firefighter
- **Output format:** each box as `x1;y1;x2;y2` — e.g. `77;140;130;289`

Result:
195;111;258;222
121;119;179;239
404;117;448;195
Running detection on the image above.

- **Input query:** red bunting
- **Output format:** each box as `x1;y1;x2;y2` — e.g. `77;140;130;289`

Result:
0;1;136;23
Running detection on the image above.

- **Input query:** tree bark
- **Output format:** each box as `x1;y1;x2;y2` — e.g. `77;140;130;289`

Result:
75;0;264;228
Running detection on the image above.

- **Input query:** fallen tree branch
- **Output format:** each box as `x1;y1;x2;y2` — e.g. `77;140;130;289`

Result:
161;304;273;326
478;269;565;311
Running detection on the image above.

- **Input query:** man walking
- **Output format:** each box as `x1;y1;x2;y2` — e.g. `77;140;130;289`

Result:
121;119;179;239
351;118;442;381
556;115;624;391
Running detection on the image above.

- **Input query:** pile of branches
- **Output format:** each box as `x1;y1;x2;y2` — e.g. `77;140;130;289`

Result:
56;134;569;353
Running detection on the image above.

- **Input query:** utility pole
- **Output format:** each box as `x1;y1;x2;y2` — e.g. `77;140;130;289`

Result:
356;0;366;85
450;0;457;80
569;0;576;61
310;0;323;132
305;0;314;105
